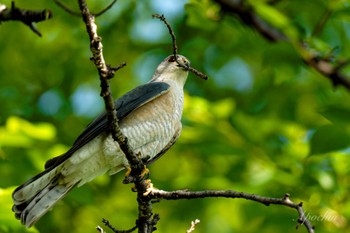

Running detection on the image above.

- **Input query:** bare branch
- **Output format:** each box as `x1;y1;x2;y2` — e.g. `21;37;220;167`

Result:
0;1;52;36
77;1;156;232
152;14;178;55
214;0;286;41
214;0;350;91
186;219;200;233
152;14;209;80
94;0;118;17
304;55;350;89
54;0;80;16
149;190;315;233
55;0;118;17
77;0;134;166
97;226;107;233
312;9;332;37
100;219;137;233
188;67;209;80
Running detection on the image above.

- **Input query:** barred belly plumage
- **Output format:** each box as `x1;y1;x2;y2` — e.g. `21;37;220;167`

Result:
62;89;183;187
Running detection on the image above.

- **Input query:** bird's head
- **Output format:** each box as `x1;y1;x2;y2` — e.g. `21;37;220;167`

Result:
150;54;190;86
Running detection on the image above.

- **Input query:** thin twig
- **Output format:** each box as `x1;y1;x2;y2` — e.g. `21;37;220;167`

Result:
188;67;209;80
94;0;118;17
152;14;209;80
312;9;332;37
0;1;52;36
56;0;118;17
301;42;350;89
152;14;178;55
186;219;200;233
97;226;107;233
101;219;137;233
149;190;315;233
54;0;80;16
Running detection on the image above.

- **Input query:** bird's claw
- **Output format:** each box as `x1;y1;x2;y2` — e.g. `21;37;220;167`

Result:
140;166;150;178
124;167;132;177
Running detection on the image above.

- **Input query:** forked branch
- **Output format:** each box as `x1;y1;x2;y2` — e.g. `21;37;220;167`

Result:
149;190;314;232
0;1;52;36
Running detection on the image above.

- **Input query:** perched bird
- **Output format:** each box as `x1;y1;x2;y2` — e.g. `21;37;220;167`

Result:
12;54;193;228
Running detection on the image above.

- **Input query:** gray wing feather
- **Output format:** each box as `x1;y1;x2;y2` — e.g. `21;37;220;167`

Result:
44;82;170;169
12;82;171;220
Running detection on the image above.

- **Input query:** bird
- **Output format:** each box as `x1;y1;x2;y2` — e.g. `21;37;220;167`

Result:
12;54;194;228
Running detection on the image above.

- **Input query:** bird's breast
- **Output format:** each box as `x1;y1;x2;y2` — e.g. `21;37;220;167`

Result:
104;86;184;163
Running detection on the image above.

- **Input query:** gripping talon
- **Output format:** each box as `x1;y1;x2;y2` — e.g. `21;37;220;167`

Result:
140;166;150;178
124;167;132;177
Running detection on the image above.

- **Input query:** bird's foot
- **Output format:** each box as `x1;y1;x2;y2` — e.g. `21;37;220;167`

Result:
124;166;132;177
140;166;150;178
123;165;150;183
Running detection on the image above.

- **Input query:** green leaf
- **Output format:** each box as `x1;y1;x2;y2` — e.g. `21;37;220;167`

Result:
309;124;350;155
0;187;39;233
248;0;299;40
319;106;350;123
0;116;56;148
185;0;219;30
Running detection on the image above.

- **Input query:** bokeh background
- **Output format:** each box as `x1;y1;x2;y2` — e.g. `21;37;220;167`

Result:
1;0;350;232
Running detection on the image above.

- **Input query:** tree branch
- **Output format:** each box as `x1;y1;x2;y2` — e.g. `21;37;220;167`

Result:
94;0;118;17
77;1;155;232
214;0;286;41
77;0;137;172
149;190;315;233
0;1;52;37
96;219;137;233
54;0;81;16
186;219;200;233
152;14;208;80
214;0;350;91
55;0;118;17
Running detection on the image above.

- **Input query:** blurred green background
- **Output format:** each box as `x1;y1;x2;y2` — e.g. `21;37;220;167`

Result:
1;0;350;232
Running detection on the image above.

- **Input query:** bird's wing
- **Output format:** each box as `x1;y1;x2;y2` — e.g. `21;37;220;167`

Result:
44;82;170;169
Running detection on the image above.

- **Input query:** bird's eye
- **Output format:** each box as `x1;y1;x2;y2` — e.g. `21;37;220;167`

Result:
168;55;177;62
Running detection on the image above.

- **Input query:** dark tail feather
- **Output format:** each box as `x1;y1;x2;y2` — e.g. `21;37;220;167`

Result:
12;165;77;228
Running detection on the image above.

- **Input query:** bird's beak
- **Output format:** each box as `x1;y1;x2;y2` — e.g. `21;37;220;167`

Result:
176;59;190;71
177;63;190;70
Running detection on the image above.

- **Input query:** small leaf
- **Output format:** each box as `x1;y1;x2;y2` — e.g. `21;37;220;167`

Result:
0;187;39;233
309;124;350;155
185;1;218;30
319;106;350;123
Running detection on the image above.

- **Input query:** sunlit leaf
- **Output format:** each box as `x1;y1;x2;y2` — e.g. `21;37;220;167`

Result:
185;0;219;30
0;187;39;233
248;0;299;40
319;106;350;123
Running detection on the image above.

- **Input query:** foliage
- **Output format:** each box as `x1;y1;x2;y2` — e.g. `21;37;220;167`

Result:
1;0;350;232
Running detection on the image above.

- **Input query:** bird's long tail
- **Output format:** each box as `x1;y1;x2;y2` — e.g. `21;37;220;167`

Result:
12;164;77;228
